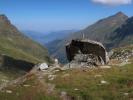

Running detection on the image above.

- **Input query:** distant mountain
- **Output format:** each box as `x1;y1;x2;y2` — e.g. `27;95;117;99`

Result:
47;12;130;63
22;31;47;44
0;14;51;65
68;12;128;43
23;30;77;45
45;39;62;55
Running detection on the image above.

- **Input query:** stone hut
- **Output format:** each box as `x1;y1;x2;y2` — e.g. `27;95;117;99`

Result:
66;39;109;66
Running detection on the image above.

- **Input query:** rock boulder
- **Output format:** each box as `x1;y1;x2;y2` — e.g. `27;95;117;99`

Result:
66;39;109;67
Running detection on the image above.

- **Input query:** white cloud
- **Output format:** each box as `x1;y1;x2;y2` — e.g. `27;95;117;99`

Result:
92;0;132;5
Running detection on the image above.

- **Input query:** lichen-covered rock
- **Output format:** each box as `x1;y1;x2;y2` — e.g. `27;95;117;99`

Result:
110;49;133;61
72;54;101;66
38;63;49;71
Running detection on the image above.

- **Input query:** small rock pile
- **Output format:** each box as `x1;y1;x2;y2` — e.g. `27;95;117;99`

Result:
110;49;133;62
71;54;104;67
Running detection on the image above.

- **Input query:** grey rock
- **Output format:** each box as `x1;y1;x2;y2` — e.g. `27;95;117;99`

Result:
66;39;109;68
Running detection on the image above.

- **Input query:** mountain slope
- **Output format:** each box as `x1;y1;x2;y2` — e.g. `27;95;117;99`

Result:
46;39;68;63
48;12;129;63
69;12;128;43
106;16;133;48
0;15;50;64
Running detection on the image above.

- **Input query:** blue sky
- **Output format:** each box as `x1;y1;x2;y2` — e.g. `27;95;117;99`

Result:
0;0;133;33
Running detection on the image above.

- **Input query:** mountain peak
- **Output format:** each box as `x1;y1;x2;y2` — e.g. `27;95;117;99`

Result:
0;14;8;20
115;11;128;17
0;14;10;24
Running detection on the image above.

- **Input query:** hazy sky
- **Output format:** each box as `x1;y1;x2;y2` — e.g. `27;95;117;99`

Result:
0;0;133;32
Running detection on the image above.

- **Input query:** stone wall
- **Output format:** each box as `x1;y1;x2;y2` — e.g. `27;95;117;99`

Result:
66;39;109;65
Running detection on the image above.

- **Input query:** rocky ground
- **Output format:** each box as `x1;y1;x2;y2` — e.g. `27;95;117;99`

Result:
109;45;133;66
0;62;132;100
0;45;132;100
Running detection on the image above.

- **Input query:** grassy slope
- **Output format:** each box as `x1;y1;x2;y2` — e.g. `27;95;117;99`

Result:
0;69;24;84
0;15;51;64
0;63;132;100
0;36;49;64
